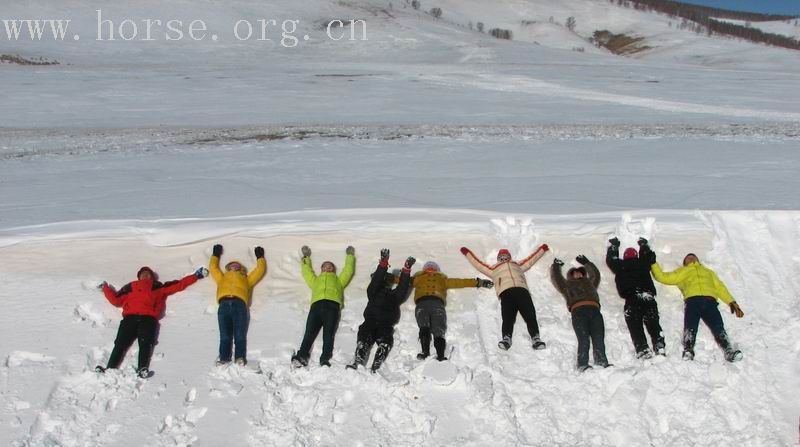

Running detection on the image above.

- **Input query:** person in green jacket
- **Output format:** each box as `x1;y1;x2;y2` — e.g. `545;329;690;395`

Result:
291;245;356;367
651;253;745;362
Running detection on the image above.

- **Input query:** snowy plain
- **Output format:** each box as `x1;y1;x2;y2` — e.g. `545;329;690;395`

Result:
2;0;800;446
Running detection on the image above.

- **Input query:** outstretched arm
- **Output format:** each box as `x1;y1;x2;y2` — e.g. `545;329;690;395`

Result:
461;247;493;276
605;245;622;274
711;271;735;305
160;275;199;297
519;244;549;272
338;253;356;288
102;282;131;307
445;277;480;289
584;261;601;289
248;255;267;287
550;262;567;295
650;263;687;285
301;256;317;288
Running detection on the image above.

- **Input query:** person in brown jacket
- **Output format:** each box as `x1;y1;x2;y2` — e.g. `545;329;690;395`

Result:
411;261;494;361
550;255;610;372
461;245;549;350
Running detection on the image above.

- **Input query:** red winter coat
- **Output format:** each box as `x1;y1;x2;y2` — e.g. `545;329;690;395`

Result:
102;275;198;319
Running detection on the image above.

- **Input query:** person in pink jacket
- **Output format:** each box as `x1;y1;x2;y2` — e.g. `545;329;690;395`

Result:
461;245;550;350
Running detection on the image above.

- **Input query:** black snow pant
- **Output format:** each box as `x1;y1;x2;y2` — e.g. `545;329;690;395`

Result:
571;305;608;369
499;287;541;341
624;294;665;355
683;296;733;355
297;300;341;364
415;297;447;357
357;319;395;349
106;315;159;370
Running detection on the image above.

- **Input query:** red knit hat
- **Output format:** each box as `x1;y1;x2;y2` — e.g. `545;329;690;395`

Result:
497;249;512;261
623;248;638;260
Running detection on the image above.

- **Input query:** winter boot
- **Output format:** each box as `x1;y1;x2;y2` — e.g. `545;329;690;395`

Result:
347;341;369;369
434;337;447;361
682;349;695;361
724;349;743;362
498;335;512;351
578;364;593;373
636;349;654;360
215;358;230;367
136;367;151;379
417;329;432;360
531;336;547;350
370;343;392;372
291;352;309;368
235;357;247;367
320;360;331;367
95;365;106;373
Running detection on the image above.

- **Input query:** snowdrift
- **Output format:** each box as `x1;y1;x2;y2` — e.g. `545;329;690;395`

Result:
1;209;798;446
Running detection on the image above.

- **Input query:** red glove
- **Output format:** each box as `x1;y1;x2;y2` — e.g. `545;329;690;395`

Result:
460;247;470;255
541;244;550;252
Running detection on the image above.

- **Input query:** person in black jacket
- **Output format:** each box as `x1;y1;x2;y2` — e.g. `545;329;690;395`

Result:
606;237;665;359
347;249;414;372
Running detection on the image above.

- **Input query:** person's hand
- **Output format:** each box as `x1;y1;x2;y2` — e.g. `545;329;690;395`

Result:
195;267;209;279
346;246;355;256
212;244;223;257
730;302;744;318
541;243;550;252
608;237;620;247
460;247;470;255
553;258;564;267
637;237;649;247
404;256;416;270
97;281;108;290
380;248;390;260
301;246;311;258
576;255;589;265
478;279;494;288
254;246;265;259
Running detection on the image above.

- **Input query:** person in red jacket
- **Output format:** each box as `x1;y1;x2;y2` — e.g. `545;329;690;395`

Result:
96;265;207;378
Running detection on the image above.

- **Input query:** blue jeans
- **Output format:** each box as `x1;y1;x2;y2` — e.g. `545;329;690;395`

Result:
218;298;250;362
683;297;731;353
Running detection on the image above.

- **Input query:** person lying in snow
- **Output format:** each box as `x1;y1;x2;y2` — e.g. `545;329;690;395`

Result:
460;245;549;351
97;265;206;378
606;237;665;359
409;261;494;361
550;255;610;372
347;249;414;372
292;245;356;368
651;252;744;362
209;244;267;367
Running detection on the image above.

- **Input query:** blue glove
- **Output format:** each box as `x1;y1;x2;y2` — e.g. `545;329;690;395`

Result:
195;267;209;279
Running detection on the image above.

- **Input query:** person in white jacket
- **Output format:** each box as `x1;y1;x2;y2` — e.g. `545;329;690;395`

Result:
460;244;550;350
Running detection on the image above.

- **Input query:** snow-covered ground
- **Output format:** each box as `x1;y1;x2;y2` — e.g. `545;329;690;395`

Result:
2;0;800;445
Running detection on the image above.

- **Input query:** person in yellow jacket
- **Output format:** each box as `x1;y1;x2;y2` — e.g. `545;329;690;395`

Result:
291;245;356;368
412;261;494;361
651;253;744;362
209;244;267;366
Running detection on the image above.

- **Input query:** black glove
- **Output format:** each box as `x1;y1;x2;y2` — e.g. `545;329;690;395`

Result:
195;267;209;279
478;279;494;288
212;244;223;257
380;248;390;260
637;237;649;247
553;258;564;267
301;246;311;257
576;255;589;265
346;246;355;255
404;256;416;269
609;237;620;247
254;246;265;259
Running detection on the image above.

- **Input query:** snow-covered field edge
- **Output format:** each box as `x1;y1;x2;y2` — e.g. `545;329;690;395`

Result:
1;208;799;446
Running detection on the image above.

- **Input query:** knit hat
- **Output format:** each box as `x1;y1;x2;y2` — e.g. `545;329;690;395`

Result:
497;249;512;261
423;261;440;272
568;267;587;279
623;248;638;260
137;266;156;280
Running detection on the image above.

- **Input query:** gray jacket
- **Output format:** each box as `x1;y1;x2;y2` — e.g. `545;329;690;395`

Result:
550;261;601;311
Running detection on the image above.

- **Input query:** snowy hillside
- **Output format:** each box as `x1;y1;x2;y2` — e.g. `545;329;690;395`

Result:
2;0;800;446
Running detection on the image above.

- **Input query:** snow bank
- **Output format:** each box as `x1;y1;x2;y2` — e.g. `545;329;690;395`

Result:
1;209;798;446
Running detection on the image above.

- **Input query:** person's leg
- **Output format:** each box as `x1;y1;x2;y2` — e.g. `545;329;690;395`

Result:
430;301;448;360
682;298;704;360
231;300;250;363
297;302;324;361
515;289;544;347
499;295;517;344
571;308;591;371
642;299;666;354
136;316;159;370
319;302;341;365
371;324;394;371
589;308;609;366
107;317;139;369
217;300;234;362
415;301;433;358
352;320;376;367
699;301;739;361
624;300;650;357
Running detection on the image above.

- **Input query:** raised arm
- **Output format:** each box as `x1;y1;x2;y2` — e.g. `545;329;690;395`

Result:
160;274;199;297
519;244;549;272
550;261;567;295
248;246;267;287
392;270;413;305
102;282;132;307
209;244;223;283
301;257;317;288
650;263;687;285
460;247;493;276
605;244;622;274
367;265;388;298
338;248;356;288
585;261;601;289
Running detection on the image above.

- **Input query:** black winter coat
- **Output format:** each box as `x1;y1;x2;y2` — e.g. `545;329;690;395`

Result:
606;246;657;300
363;265;412;325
